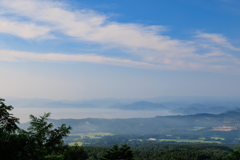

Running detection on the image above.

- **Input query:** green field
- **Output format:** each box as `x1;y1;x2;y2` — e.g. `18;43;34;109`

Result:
68;132;114;146
69;132;114;139
67;132;224;146
211;137;225;140
128;137;222;144
158;139;221;144
189;127;206;131
68;142;83;146
129;139;143;142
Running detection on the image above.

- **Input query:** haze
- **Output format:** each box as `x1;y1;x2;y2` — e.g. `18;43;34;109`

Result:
1;0;240;100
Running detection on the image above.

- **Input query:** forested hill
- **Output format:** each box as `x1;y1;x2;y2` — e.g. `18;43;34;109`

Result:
20;111;240;136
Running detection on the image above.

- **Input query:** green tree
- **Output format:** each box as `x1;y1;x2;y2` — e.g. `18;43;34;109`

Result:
100;144;134;160
0;98;19;133
63;142;89;160
0;98;89;160
21;112;72;159
0;98;21;160
226;148;240;160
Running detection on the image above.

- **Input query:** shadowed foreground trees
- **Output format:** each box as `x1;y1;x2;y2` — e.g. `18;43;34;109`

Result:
0;98;88;160
1;98;239;160
227;147;240;160
100;144;134;160
0;98;19;133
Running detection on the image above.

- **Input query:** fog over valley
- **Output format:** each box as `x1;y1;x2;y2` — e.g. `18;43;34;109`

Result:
7;96;240;123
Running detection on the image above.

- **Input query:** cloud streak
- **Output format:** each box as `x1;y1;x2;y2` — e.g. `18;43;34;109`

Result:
0;49;164;69
0;18;52;39
195;31;240;51
0;0;239;74
1;49;240;74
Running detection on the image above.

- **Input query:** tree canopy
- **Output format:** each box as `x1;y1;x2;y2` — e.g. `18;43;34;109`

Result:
100;144;134;160
0;98;19;133
0;98;88;160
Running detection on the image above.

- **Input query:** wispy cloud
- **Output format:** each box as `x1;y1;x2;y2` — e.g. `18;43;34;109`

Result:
1;49;240;74
195;31;240;51
0;18;52;39
0;0;239;74
0;49;163;69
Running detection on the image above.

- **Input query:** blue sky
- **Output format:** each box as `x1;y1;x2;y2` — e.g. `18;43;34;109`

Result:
0;0;240;100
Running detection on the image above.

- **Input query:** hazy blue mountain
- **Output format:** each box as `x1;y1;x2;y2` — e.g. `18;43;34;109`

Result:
5;96;240;110
109;101;165;110
187;103;207;108
19;111;240;137
170;102;240;115
109;103;125;109
5;97;139;108
43;102;97;108
171;106;229;115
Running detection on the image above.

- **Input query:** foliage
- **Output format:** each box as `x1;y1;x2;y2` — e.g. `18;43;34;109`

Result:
0;98;22;160
21;112;72;159
2;98;240;160
0;98;88;160
84;144;230;160
226;147;240;160
100;144;134;160
63;143;89;160
0;98;19;133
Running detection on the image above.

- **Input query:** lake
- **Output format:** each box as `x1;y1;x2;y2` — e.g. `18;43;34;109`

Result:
11;108;176;123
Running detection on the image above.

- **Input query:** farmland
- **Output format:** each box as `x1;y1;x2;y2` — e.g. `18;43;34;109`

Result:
66;132;225;147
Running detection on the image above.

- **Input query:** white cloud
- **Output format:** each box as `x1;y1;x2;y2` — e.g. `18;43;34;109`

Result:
0;0;193;55
0;18;52;39
0;0;239;74
195;31;240;51
0;49;164;69
1;49;240;74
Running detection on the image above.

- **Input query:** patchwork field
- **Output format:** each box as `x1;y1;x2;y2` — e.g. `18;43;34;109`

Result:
68;142;83;146
158;139;221;144
69;132;114;139
67;132;224;146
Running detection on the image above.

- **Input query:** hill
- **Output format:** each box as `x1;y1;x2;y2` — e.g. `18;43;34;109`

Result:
109;101;165;110
19;111;240;142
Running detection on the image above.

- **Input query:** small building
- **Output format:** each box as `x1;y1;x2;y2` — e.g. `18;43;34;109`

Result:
211;126;237;131
148;138;156;141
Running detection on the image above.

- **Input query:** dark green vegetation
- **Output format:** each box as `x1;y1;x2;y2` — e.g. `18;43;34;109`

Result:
31;110;240;146
84;143;240;160
99;144;134;160
4;98;240;159
0;98;88;160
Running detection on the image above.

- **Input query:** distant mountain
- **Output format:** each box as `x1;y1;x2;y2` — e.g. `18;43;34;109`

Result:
19;111;240;136
43;102;97;108
16;101;98;108
219;110;240;116
109;101;165;110
5;97;140;108
109;103;125;109
170;103;236;115
187;103;207;108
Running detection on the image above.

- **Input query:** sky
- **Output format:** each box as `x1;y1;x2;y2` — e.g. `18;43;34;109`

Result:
1;0;240;100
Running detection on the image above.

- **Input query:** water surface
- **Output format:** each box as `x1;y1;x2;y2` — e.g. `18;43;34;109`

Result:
11;108;176;123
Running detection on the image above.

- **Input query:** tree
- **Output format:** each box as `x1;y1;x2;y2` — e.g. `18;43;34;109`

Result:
63;143;89;160
226;148;240;160
100;144;134;160
21;112;72;159
0;98;21;160
0;98;19;133
0;98;89;160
